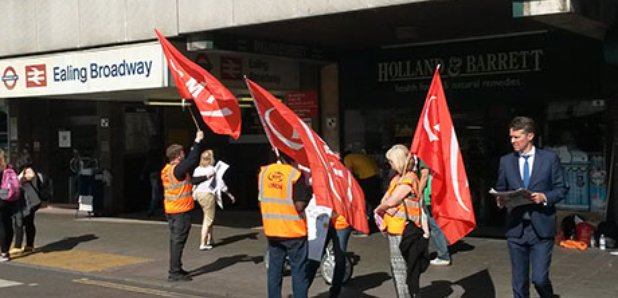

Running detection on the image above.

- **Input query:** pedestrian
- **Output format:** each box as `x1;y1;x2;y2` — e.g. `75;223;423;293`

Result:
343;149;381;234
0;149;20;262
375;144;429;298
161;130;205;282
13;165;50;254
495;116;568;298
259;155;311;298
415;157;451;266
306;213;352;298
144;135;164;218
192;149;217;250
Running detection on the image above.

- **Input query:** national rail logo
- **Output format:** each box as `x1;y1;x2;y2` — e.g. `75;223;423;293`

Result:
26;64;47;88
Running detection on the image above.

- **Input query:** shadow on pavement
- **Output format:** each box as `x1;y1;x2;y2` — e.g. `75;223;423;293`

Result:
448;240;476;256
189;254;263;277
421;269;495;298
216;232;259;247
312;272;391;298
37;234;99;253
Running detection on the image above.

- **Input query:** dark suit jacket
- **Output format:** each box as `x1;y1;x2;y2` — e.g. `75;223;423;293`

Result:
495;148;568;239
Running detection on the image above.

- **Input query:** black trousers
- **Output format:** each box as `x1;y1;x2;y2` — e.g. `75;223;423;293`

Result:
14;205;40;248
0;201;15;254
166;211;192;276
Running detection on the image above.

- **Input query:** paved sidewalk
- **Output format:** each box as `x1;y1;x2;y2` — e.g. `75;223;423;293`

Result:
4;207;618;297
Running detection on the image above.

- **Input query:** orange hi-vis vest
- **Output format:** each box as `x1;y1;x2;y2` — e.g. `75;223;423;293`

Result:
382;172;422;235
332;214;350;230
258;163;307;238
161;163;194;214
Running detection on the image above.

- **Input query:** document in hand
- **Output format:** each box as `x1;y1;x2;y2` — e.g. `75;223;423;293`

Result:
489;188;533;211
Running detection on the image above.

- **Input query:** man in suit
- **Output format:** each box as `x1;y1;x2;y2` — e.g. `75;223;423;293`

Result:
495;116;568;298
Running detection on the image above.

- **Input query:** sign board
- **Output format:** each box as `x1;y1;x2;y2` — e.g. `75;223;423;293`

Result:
0;42;167;98
187;51;300;90
286;91;318;118
58;130;71;148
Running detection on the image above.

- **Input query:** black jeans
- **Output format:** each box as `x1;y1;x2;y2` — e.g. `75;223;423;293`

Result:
166;211;192;276
14;205;40;248
0;201;16;254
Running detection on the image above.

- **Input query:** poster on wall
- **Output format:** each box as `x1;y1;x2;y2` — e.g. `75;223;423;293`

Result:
286;91;318;118
59;130;71;148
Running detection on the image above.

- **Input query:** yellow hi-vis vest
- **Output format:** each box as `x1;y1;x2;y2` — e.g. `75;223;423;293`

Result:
161;164;194;214
258;163;307;238
382;172;422;235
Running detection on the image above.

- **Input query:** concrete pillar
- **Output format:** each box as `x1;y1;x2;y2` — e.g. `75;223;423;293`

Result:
320;63;340;152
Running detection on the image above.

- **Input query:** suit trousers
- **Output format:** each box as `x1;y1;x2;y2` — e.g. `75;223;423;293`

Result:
507;221;554;298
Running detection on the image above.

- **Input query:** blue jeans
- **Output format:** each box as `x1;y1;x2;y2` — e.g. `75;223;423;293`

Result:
427;208;450;261
330;227;352;297
268;237;308;298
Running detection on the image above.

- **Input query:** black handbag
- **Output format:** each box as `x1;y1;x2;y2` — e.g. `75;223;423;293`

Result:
399;197;430;273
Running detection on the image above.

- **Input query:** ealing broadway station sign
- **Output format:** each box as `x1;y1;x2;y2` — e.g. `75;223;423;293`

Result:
0;42;167;98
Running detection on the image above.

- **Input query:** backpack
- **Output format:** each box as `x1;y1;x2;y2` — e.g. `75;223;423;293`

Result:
0;166;21;201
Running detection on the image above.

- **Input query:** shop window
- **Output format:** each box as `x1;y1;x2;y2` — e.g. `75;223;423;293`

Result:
545;101;608;214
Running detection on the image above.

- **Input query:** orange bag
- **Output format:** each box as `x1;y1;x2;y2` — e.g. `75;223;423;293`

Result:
559;240;588;251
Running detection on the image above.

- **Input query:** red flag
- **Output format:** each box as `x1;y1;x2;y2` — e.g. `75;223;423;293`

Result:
154;29;241;139
246;79;368;234
410;68;476;244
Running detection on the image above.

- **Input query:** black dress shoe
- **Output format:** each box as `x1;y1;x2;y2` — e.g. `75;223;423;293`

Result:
179;269;191;276
168;274;192;282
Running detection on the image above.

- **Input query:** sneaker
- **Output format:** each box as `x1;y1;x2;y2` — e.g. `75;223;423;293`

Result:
0;253;9;262
168;274;192;282
22;247;34;254
199;244;213;251
430;258;451;266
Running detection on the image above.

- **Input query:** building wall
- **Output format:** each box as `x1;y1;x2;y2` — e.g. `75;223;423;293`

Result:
0;0;428;57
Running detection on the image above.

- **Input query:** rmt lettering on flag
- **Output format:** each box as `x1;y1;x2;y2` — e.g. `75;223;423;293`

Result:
155;29;241;139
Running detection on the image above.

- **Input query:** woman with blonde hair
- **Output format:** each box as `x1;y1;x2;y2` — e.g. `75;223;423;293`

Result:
375;144;429;298
192;150;217;250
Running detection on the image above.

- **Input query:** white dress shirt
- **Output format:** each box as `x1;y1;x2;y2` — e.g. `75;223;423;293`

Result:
518;146;536;182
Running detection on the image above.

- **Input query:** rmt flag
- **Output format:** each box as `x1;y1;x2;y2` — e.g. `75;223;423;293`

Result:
155;29;241;139
246;79;369;235
410;68;476;244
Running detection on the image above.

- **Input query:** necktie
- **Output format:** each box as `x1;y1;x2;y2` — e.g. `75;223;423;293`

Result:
523;155;530;189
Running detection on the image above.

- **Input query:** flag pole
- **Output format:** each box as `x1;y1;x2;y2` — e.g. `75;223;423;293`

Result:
243;76;281;160
181;98;201;130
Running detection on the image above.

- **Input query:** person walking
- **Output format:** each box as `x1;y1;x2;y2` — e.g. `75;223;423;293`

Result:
259;156;311;298
0;149;19;262
161;130;205;282
192;149;217;250
415;158;451;266
13;165;49;254
343;150;381;233
495;116;568;298
375;144;429;298
306;213;353;298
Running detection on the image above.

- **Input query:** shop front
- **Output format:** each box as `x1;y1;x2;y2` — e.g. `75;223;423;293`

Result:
340;30;611;228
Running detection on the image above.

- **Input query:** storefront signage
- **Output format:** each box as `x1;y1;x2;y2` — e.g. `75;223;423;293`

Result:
0;42;167;98
187;51;300;90
377;48;544;93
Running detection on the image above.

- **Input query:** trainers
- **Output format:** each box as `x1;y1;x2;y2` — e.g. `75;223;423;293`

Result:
199;244;213;251
22;247;34;254
0;253;9;262
430;258;451;266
